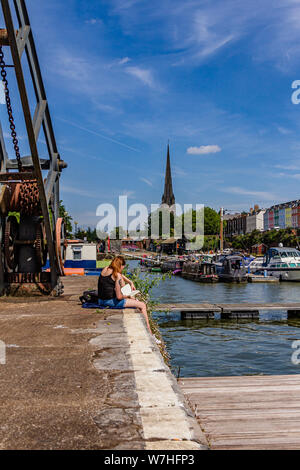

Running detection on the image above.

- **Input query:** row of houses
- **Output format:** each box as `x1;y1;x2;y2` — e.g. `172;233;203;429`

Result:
225;201;300;238
264;202;300;231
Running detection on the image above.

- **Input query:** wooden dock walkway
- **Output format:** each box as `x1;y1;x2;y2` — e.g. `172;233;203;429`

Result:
179;374;300;450
156;303;300;319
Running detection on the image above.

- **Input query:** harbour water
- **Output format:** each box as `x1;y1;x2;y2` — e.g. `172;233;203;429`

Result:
128;260;300;378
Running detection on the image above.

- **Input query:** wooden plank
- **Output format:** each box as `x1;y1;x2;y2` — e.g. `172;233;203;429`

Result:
180;374;300;382
179;374;300;450
157;302;300;313
195;408;300;418
182;383;300;393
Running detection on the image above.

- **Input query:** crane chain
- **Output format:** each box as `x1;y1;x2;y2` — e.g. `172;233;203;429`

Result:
0;46;23;172
19;180;40;215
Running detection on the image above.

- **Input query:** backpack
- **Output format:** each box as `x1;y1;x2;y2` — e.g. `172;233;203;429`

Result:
79;290;99;305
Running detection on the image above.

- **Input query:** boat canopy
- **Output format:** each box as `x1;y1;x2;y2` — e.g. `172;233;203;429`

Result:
265;247;300;264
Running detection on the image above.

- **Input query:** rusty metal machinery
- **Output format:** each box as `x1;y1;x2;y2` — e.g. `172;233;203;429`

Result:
0;0;67;296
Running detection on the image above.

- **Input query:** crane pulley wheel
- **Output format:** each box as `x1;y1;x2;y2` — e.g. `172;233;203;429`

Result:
55;218;66;276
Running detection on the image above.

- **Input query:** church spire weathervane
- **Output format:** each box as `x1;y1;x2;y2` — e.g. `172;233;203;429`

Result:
161;142;175;207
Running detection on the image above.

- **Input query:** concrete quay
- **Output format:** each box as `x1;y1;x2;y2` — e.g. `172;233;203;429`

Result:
0;276;207;450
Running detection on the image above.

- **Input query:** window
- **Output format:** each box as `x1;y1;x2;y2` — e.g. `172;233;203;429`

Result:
73;247;82;260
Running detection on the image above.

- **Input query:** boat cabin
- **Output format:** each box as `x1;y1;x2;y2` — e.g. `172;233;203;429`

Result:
219;255;247;282
264;247;300;268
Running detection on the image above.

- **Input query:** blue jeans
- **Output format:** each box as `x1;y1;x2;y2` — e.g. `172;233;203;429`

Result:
98;298;126;309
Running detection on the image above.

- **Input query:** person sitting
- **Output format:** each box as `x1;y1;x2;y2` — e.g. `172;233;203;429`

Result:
98;255;151;333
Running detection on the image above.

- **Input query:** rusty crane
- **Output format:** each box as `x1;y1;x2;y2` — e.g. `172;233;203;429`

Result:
0;0;67;296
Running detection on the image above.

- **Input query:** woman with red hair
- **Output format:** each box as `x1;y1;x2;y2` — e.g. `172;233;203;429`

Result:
98;256;151;332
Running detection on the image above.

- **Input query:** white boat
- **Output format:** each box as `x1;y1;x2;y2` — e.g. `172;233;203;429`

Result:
263;247;300;281
249;257;265;273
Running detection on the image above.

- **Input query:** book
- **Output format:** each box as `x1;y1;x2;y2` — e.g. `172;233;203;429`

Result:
121;284;140;297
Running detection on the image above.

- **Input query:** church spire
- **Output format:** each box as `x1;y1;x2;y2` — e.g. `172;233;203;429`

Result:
161;142;175;207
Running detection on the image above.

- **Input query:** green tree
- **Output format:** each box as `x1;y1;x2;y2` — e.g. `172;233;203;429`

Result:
59;200;73;237
204;207;220;235
110;226;127;240
75;227;98;242
125;266;171;363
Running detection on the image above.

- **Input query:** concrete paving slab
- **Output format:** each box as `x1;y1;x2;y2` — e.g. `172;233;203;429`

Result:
137;391;181;408
140;408;193;440
93;348;133;371
145;440;206;450
89;333;129;349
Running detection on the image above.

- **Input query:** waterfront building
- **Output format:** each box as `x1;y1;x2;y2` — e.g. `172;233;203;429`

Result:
292;203;299;228
264;210;269;231
274;207;279;228
227;199;300;238
279;207;286;229
285;206;292;227
65;240;97;269
251;243;268;255
246;209;265;233
268;209;274;229
225;213;247;238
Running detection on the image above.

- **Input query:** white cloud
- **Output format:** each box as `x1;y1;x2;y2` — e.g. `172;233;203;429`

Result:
120;190;135;199
118;57;131;65
274;164;300;171
50;48;161;126
85;18;103;26
197;35;235;60
187;145;221;155
57;117;140;153
140;177;153;186
223;186;276;201
61;185;100;199
274;172;300;180
277;126;292;135
108;0;300;69
173;166;187;177
125;66;155;88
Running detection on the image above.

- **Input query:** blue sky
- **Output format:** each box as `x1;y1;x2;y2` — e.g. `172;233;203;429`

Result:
1;0;300;229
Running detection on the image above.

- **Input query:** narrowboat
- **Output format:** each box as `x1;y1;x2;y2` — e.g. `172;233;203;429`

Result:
160;258;185;274
182;261;218;282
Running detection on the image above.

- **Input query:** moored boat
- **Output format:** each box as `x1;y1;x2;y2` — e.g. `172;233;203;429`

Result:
248;257;264;273
160;258;185;274
262;247;300;281
218;255;247;283
182;261;218;282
